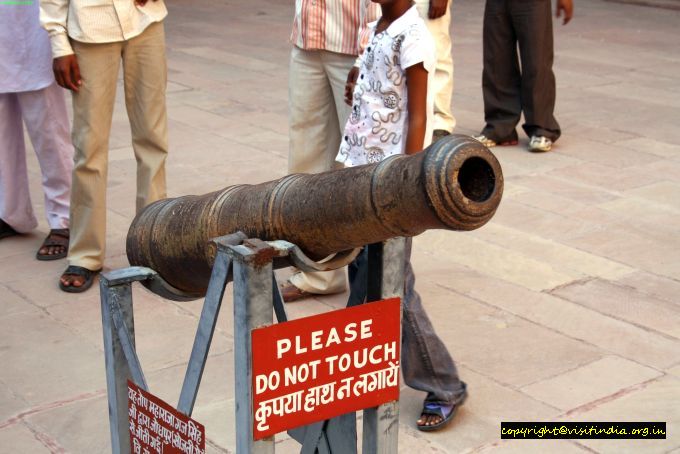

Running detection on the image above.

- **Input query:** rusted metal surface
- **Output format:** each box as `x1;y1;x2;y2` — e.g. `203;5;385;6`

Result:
126;135;504;295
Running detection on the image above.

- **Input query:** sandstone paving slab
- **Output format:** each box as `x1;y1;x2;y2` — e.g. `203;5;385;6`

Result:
636;158;680;184
169;104;262;138
396;365;560;453
520;356;662;411
615;137;680;158
475;439;591;454
43;286;232;374
551;138;662;169
0;284;41;317
0;381;29;423
194;160;287;190
0;248;68;286
564;226;680;280
562;376;679;454
586;82;680;110
558;35;675;72
165;71;230;100
562;204;680;247
558;123;640;146
189;398;235;452
668;365;680;378
410;250;680;370
166;80;193;94
470;224;634;281
550;279;680;339
165;87;239;113
413;282;601;388
492;199;611;241
596;197;680;238
128;292;232;373
22;395;110;453
144;350;235;412
0;311;105;406
0;423;53;453
623;181;680;210
618;270;680;305
490;144;583;175
0;231;41;258
176;46;283;73
4;270;102;309
547;161;665;193
573;101;680;146
506;188;612;220
417;229;579;292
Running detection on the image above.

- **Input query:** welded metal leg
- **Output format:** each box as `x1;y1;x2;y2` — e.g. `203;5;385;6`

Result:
101;282;134;454
100;269;155;454
177;248;232;415
363;237;405;454
229;239;275;454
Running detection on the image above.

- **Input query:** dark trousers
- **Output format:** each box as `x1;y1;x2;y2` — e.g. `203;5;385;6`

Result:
347;239;467;405
481;0;561;142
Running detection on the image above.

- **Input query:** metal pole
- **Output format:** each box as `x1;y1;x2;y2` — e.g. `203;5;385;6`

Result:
229;239;276;454
100;268;156;454
362;237;405;454
177;247;232;415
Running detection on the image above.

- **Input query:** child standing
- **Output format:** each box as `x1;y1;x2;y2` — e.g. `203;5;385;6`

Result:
336;0;468;432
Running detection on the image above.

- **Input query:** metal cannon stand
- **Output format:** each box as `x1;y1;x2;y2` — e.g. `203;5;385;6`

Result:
100;234;405;453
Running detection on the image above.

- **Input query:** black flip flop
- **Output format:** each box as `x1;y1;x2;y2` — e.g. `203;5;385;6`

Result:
0;219;19;240
36;229;70;261
59;265;102;293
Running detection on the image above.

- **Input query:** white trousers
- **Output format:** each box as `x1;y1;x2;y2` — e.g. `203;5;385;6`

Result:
0;82;73;233
415;0;456;132
287;47;349;294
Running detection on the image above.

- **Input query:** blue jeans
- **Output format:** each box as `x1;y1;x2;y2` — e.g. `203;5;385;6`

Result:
347;239;467;405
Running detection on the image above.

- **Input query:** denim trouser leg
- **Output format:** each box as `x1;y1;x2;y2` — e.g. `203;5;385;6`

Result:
348;239;467;404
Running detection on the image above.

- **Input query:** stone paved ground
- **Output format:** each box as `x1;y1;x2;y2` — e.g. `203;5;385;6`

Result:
1;0;679;452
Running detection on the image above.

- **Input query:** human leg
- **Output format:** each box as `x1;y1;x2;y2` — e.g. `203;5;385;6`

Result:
62;40;122;288
400;239;466;423
347;241;466;430
0;93;38;234
512;0;561;142
285;48;353;297
415;0;456;134
19;83;74;258
122;22;168;211
480;0;522;143
289;47;341;174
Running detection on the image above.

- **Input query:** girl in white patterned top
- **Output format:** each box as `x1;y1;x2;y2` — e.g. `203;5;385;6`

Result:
339;0;468;433
335;0;435;167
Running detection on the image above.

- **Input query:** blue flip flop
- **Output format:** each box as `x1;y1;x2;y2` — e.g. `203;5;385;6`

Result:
417;393;467;432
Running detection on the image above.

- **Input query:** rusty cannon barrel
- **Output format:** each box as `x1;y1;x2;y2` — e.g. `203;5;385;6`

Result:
127;135;503;296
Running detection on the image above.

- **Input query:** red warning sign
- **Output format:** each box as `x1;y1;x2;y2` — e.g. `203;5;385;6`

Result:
251;298;401;439
128;380;206;454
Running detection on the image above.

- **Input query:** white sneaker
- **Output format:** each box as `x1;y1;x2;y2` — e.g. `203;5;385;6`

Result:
528;136;553;152
473;135;497;147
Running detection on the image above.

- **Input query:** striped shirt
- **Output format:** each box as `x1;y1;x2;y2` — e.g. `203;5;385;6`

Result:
40;0;167;58
290;0;379;56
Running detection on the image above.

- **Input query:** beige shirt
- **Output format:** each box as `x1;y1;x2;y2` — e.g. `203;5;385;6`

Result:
40;0;167;58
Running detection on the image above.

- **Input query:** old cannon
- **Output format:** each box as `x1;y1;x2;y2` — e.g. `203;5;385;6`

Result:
126;135;503;297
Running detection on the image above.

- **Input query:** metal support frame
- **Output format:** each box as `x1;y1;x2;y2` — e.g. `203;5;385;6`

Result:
363;238;405;454
99;235;404;454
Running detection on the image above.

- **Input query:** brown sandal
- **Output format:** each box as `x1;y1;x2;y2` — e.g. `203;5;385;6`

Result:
280;281;315;303
36;228;70;261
